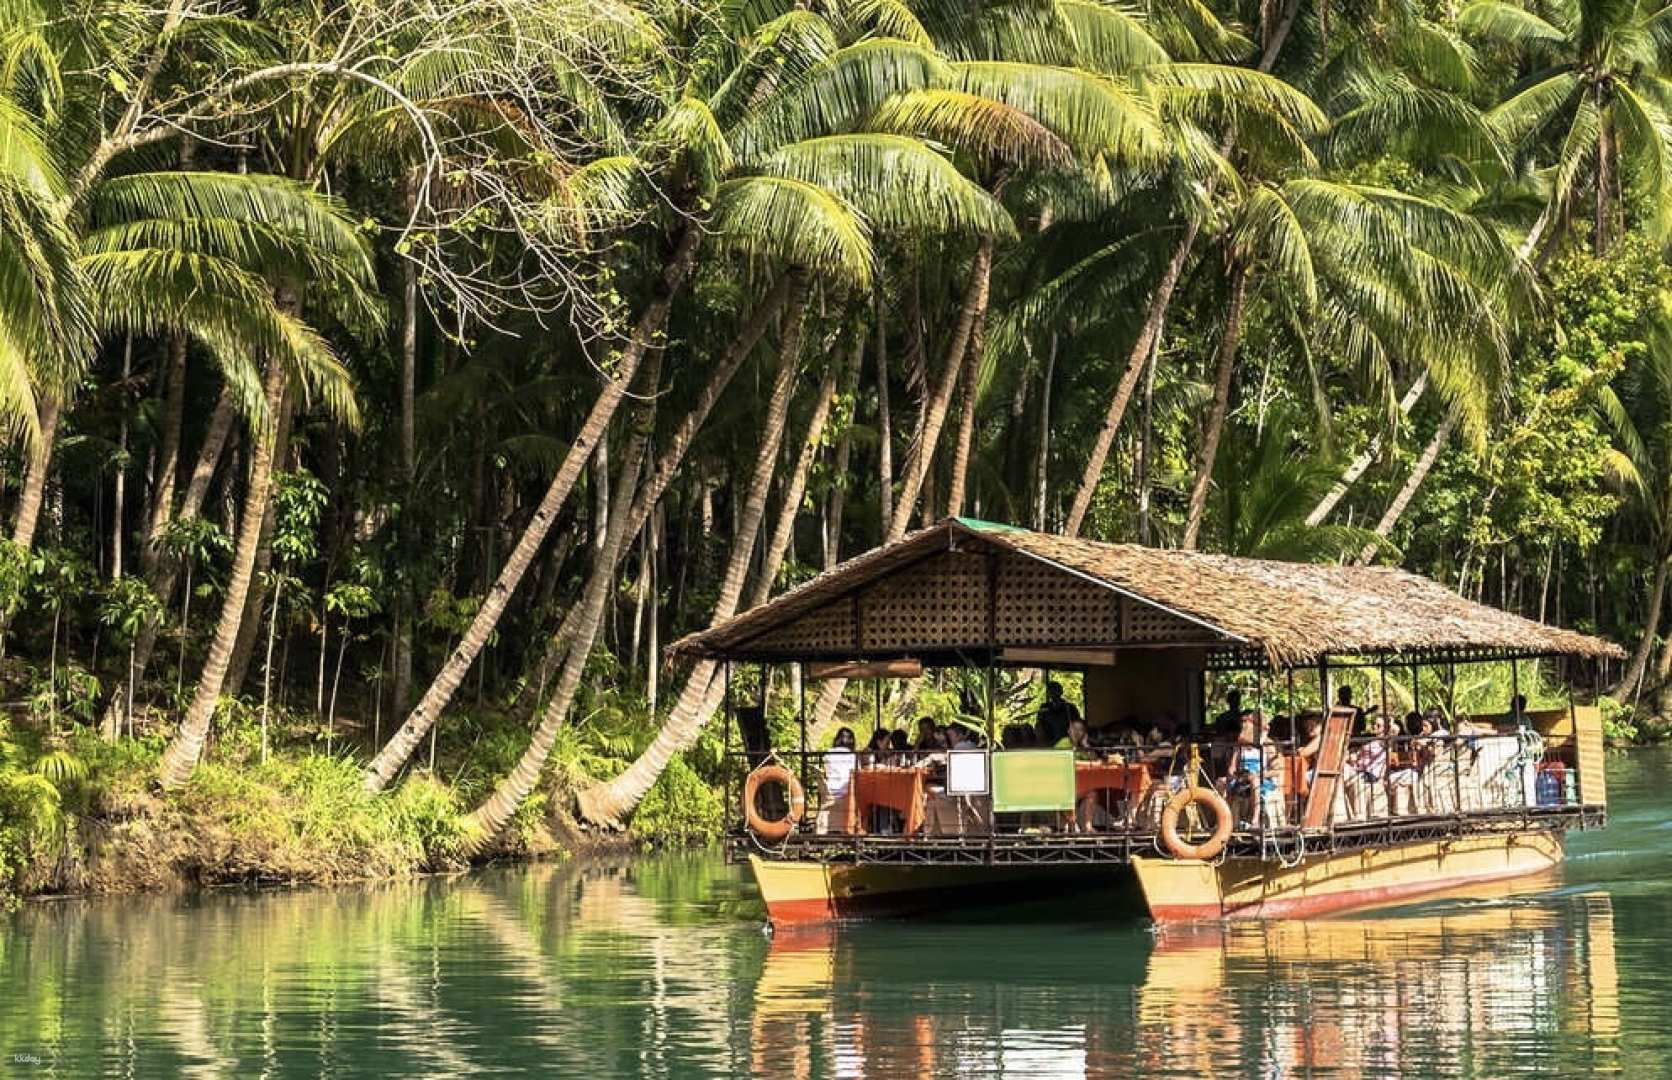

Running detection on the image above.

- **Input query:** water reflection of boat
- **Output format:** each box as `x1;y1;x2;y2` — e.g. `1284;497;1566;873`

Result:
747;889;1622;1078
674;519;1620;928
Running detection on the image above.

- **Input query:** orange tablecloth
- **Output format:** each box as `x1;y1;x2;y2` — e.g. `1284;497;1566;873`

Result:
1075;761;1150;800
847;767;927;834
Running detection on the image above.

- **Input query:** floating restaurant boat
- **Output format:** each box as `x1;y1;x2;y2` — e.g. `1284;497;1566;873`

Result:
668;518;1621;927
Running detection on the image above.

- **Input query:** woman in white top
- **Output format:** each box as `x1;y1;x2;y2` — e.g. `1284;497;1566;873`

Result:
819;727;858;834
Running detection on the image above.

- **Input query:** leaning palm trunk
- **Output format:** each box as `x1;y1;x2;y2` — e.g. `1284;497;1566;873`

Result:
875;291;894;543
141;331;190;574
1063;219;1200;538
515;276;794;701
824;334;864;568
1181;264;1251;550
463;346;668;852
11;398;61;551
893;238;992;529
362;224;702;792
1614;554;1669;702
573;279;812;827
1306;371;1429;528
156;356;289;788
125;387;237;686
944;304;987;518
1060;0;1301;540
1355;411;1459;565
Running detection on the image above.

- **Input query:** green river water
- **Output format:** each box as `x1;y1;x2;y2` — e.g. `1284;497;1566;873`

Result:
4;750;1672;1077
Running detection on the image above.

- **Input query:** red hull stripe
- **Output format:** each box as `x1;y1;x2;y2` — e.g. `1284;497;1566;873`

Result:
1148;862;1553;924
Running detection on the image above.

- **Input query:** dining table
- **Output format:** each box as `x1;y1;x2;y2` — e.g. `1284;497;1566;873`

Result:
1075;760;1151;801
846;766;928;835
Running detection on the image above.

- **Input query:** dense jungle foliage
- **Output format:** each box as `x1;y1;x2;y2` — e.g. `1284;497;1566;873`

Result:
2;0;1671;898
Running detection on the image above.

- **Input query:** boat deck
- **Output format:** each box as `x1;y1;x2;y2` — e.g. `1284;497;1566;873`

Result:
728;803;1606;867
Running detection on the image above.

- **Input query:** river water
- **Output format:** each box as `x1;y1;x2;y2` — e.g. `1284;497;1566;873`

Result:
3;751;1670;1078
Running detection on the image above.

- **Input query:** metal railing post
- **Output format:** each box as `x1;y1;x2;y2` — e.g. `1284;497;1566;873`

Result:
722;660;734;832
798;661;809;829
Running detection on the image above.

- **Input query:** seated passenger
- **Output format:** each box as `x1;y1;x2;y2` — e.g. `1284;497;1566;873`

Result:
1386;714;1422;815
1343;718;1391;819
864;728;891;765
888;729;910;766
1056;716;1093;753
818;728;857;833
1229;714;1281;828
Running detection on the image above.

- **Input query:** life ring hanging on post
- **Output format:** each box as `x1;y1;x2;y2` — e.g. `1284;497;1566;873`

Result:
743;764;806;842
1160;786;1234;861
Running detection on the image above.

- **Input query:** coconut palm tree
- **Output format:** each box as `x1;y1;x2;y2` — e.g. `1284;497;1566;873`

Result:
0;94;83;451
1181;175;1527;548
366;12;1013;794
130;174;378;787
1460;0;1672;255
1596;322;1672;699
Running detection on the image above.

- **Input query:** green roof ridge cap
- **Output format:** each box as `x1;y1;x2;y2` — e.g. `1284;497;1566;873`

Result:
954;516;1025;533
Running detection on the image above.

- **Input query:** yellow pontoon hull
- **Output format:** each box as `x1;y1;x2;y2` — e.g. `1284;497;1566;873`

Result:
750;830;1564;927
1133;830;1564;922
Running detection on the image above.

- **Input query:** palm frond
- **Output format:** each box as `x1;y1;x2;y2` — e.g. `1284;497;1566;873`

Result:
753;133;1016;238
711;175;873;287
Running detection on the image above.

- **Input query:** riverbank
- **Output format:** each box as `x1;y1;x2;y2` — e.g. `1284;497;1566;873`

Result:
0;699;723;904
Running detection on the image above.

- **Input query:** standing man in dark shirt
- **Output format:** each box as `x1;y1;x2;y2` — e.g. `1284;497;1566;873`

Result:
1213;689;1244;739
1038;680;1080;746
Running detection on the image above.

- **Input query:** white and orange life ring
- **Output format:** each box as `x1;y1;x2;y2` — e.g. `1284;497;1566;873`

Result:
743;764;806;841
1160;786;1234;861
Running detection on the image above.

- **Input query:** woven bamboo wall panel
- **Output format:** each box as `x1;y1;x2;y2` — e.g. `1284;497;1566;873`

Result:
748;597;855;654
859;551;988;649
994;554;1115;644
1121;595;1202;642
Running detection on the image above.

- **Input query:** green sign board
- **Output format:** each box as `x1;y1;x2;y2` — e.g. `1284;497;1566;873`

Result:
991;750;1075;812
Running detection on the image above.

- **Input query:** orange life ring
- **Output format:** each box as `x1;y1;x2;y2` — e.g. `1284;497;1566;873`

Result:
743;764;805;841
1160;785;1234;861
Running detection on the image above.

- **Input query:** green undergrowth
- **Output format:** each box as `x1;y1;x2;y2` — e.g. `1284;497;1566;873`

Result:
0;681;727;905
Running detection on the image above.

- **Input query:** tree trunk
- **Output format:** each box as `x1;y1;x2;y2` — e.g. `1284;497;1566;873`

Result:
122;385;237;697
112;335;134;579
894;238;993;533
224;398;293;697
1306;370;1429;528
825;331;863;570
465;343;665;850
1058;0;1301;542
141;331;189;574
157;355;289;788
516;275;793;701
1617;555;1668;702
1136;324;1160;544
875;290;894;543
752;356;838;606
1063;218;1200;538
1595;95;1612;257
1034;334;1056;530
1181;264;1251;550
12;397;61;550
362;223;702;792
573;277;812;827
1355;411;1458;565
945;302;987;519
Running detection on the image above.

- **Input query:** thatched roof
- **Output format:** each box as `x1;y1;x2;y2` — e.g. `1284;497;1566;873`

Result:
667;518;1623;666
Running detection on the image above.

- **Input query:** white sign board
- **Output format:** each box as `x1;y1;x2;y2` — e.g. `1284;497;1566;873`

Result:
946;749;989;796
